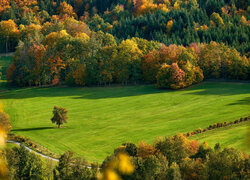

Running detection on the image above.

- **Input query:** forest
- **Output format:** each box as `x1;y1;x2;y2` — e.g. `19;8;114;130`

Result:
0;0;249;89
0;0;249;179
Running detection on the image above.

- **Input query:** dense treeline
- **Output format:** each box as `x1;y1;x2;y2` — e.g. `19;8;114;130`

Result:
2;134;250;179
5;23;250;89
0;0;249;89
0;0;249;56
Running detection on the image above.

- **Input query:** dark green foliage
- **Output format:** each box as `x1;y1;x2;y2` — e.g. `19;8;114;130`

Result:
122;143;138;157
191;142;212;160
130;155;168;180
207;148;247;179
214;143;221;152
54;151;97;180
167;162;182;180
5;145;47;180
154;135;190;164
56;151;74;179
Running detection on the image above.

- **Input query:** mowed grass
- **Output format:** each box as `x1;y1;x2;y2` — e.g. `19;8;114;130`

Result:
190;122;250;153
0;80;249;162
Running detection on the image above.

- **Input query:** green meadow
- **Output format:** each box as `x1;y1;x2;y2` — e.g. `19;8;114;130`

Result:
0;56;249;162
190;122;250;153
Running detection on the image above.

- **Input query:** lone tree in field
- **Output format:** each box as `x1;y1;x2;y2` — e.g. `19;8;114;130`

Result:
51;106;68;128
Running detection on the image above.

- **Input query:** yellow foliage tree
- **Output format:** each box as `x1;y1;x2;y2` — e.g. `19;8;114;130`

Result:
0;20;20;53
99;153;134;180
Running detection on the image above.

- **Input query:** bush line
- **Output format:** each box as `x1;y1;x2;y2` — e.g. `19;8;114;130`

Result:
185;116;250;137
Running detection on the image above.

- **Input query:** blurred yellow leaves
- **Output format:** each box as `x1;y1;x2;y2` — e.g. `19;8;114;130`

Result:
103;170;121;180
0;105;9;179
0;127;8;179
0;129;6;147
117;153;134;174
99;153;134;180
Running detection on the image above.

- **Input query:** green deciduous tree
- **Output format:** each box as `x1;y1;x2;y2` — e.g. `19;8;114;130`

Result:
5;145;47;180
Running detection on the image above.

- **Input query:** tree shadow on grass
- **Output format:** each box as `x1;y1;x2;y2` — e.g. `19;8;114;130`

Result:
0;81;249;100
12;127;55;132
0;85;165;100
182;82;250;96
227;97;250;106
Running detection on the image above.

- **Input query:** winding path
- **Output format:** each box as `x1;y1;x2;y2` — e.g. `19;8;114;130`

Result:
7;140;59;162
7;140;94;169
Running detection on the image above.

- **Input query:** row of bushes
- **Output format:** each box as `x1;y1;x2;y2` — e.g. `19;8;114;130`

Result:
185;116;250;137
7;133;60;159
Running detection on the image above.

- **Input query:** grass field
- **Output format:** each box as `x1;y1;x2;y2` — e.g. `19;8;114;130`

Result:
0;82;249;162
0;56;249;162
190;122;250;153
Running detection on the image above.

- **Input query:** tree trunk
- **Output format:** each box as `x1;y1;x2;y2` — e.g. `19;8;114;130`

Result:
5;40;8;54
58;124;60;128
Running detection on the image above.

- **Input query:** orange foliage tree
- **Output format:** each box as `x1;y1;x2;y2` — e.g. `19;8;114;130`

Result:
156;63;186;89
0;0;10;15
58;1;77;19
46;56;65;85
137;141;156;159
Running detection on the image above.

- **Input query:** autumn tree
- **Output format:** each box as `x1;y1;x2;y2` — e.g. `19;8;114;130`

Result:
211;12;224;27
180;158;205;180
0;19;19;53
58;1;77;19
115;39;143;84
154;134;199;164
137;141;156;159
156;63;186;89
51;106;68;128
46;56;65;85
63;17;90;37
0;0;10;16
199;41;249;80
